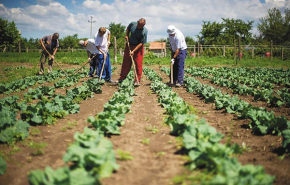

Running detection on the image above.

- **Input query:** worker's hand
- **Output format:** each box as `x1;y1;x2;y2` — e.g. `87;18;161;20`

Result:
125;36;128;42
171;58;175;65
108;41;111;46
103;53;107;58
130;50;134;56
51;55;55;60
87;57;91;63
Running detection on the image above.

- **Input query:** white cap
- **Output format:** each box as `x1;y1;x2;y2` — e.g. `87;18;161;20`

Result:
78;40;85;46
167;25;176;34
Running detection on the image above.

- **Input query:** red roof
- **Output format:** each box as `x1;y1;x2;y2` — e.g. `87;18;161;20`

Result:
149;42;166;50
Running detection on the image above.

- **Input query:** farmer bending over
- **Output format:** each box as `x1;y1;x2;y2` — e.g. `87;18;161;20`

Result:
78;39;99;77
167;25;187;87
118;18;148;86
95;27;115;83
38;33;59;75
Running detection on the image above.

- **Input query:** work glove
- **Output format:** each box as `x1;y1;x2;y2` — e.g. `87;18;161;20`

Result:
171;58;175;65
87;57;91;63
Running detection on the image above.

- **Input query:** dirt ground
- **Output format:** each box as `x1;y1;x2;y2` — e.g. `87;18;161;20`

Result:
0;63;289;185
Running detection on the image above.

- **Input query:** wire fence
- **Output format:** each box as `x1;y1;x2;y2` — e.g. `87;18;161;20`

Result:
2;43;290;60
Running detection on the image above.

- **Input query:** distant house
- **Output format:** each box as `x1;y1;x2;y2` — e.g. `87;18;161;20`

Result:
149;42;166;57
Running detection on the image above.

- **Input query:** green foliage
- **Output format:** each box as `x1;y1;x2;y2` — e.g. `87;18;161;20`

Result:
258;8;290;45
0;156;7;175
29;141;47;155
62;127;119;178
108;22;126;50
117;149;134;161
198;18;254;45
282;129;290;153
28;166;100;185
0;18;20;49
60;34;79;49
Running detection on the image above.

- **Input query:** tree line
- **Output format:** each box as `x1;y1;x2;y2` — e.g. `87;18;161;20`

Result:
0;7;289;52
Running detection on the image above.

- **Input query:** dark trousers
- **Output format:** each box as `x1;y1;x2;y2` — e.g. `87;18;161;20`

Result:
171;49;187;85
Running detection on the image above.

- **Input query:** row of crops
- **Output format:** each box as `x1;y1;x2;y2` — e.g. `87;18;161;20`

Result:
0;65;289;184
143;67;275;184
160;66;290;150
184;66;290;107
0;68;116;176
28;74;136;184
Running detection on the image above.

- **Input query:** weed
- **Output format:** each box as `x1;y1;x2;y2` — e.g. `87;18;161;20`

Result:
29;141;47;156
29;127;41;136
145;125;159;134
141;138;150;145
156;151;166;156
117;149;134;161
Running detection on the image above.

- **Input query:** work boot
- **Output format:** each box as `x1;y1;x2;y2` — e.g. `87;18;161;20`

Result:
175;83;182;87
134;82;140;87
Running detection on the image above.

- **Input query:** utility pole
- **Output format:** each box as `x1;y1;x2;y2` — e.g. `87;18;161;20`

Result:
88;16;96;38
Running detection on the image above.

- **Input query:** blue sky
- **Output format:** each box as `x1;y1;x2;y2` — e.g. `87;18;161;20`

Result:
0;0;289;42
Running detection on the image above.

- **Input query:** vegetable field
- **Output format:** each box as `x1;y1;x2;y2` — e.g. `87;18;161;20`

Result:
0;62;290;185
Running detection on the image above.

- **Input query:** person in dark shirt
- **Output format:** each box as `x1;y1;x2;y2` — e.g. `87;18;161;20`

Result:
118;18;148;86
38;33;59;75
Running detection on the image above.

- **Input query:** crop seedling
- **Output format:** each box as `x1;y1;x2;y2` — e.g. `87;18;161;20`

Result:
141;138;150;145
145;125;159;134
117;149;134;161
156;151;166;156
29;141;47;156
29;127;41;136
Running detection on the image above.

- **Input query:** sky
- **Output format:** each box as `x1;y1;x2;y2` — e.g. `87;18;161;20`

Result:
0;0;289;42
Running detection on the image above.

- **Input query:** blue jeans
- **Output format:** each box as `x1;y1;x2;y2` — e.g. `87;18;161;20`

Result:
89;54;98;77
97;52;112;81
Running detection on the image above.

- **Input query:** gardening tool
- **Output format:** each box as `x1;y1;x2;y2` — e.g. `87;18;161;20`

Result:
98;46;109;82
73;53;98;75
37;40;68;77
126;41;139;86
170;62;173;86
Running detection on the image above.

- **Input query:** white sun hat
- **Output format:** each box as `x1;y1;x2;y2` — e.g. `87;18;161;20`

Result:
167;25;176;34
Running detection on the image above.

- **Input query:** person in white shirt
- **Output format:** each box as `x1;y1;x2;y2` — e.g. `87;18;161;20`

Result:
166;25;187;87
94;27;114;83
78;39;99;77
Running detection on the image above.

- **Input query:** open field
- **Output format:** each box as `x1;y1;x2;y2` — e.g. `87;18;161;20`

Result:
0;59;289;185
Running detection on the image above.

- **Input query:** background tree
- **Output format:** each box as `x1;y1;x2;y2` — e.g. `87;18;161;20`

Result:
198;18;253;45
108;22;126;49
257;8;290;45
59;34;79;49
0;18;20;50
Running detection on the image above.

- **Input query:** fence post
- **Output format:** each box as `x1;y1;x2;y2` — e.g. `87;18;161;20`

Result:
281;46;283;60
198;40;200;59
271;40;273;61
238;36;241;61
194;45;196;57
252;46;254;58
114;37;117;62
234;40;236;61
26;47;28;53
223;45;225;57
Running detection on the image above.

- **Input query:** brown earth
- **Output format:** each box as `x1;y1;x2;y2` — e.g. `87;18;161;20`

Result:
0;63;289;185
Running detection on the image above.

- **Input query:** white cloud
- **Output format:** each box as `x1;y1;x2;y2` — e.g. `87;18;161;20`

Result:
1;0;290;41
